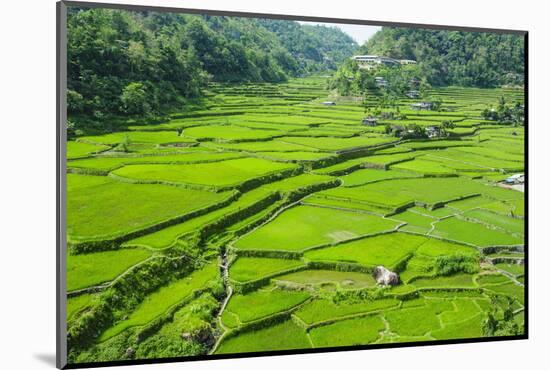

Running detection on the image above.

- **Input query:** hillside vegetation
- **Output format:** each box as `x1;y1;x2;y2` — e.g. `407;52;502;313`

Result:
67;7;357;121
330;27;524;95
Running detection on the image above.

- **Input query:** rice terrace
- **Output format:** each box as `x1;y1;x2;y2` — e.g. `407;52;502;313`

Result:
64;6;526;365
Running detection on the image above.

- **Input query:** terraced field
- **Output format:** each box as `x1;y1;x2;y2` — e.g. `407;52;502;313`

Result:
66;77;525;363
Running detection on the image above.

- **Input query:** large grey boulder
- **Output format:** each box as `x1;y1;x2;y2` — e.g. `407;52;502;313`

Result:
372;266;399;286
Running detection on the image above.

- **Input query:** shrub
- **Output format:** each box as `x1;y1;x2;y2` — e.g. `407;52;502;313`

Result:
114;134;131;152
121;82;151;116
435;254;479;276
331;286;387;304
68;89;84;113
482;297;522;336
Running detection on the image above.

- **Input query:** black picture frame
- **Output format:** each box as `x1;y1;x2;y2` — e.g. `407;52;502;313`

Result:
56;1;528;368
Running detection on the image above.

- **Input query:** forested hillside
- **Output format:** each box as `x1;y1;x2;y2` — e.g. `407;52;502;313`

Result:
257;20;357;72
67;8;358;119
360;27;524;87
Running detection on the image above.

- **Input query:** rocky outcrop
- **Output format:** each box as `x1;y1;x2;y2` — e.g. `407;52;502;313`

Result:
372;266;400;286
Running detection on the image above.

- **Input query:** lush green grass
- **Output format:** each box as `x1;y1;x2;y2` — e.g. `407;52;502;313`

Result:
411;273;476;288
385;299;454;336
79;131;196;145
309;314;385;347
399;254;436;283
316;186;412;210
112;157;298;188
430;217;522;246
67;294;95;320
415;238;479;257
431;313;483;340
463;209;524;234
485;282;524;304
304;232;428;269
68;152;244;172
257;151;336;161
133;293;219;358
446;195;498;211
439;299;482;324
477;273;511;286
229;257;304;283
411;205;458;218
340;169;419;187
312;158;366;175
99;262;219;341
215;320;311;354
124;188;274;249
67;174;232;241
280;135;396;151
67;141;110;159
373;146;413;155
240;114;329;126
206;140;317;152
355;178;519;208
274;270;376;289
67;248;152;291
289;128;355;138
379;335;433;344
67;172;111;191
223;289;310;325
482;199;524;217
234;205;399;251
67;80;525;358
392;158;456;175
494;262;524;276
514;311;525;327
263;173;335;192
225;201;281;232
421;290;487;300
392;210;436;234
295;298;399;325
233;121;306;132
425;149;523;172
421;155;490;172
362;152;419;167
452;146;523;162
302;194;390;215
182;124;284;141
124;211;219;249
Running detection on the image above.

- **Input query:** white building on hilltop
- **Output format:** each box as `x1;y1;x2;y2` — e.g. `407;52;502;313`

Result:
352;55;417;70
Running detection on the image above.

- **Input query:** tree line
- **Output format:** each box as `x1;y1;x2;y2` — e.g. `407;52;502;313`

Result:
346;27;524;89
67;7;357;123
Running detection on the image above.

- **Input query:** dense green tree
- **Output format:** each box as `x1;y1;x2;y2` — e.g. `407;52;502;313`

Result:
328;59;429;97
67;7;358;124
359;27;524;87
120;82;150;115
67;90;84;113
482;96;524;125
482;297;523;336
257;19;358;73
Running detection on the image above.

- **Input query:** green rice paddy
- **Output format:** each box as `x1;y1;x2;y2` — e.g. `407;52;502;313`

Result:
111;157;298;189
67;76;525;360
67;247;152;291
234;205;400;251
67;174;233;241
99;262;219;341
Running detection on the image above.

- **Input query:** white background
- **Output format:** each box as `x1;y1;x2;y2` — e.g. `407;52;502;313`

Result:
0;0;547;369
